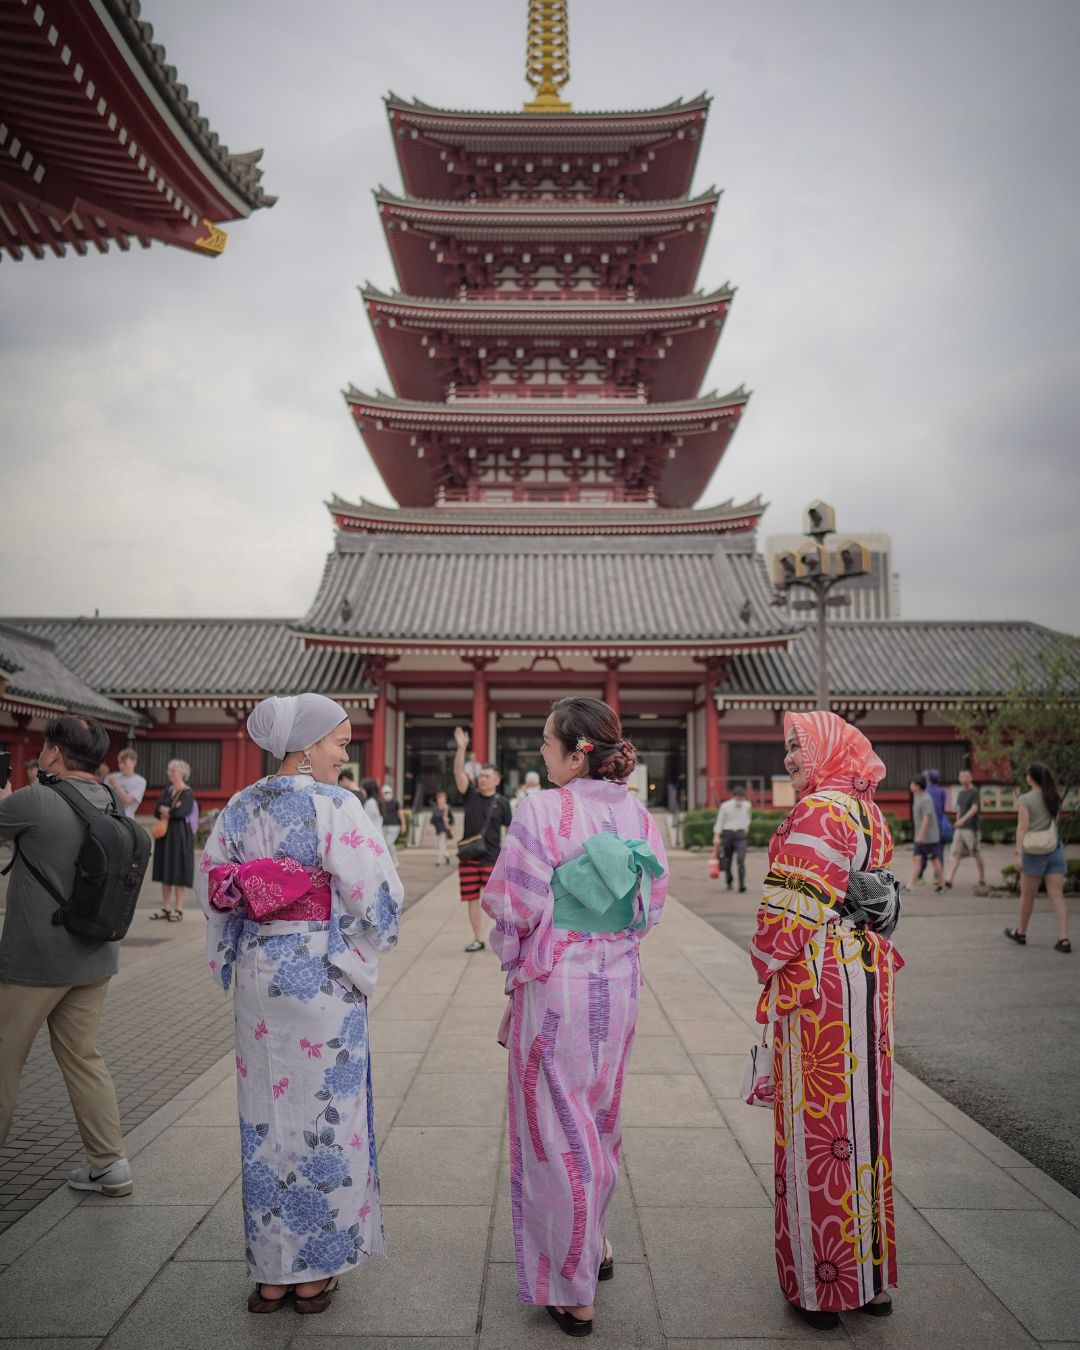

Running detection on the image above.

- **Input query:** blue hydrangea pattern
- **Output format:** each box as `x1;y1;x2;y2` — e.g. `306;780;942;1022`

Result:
239;1117;268;1163
339;1007;367;1049
299;1227;359;1272
298;1145;351;1190
322;1056;365;1098
242;1160;280;1214
272;953;327;1002
280;1184;333;1236
372;880;399;937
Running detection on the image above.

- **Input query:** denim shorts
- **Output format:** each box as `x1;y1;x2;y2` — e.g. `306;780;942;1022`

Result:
1021;843;1067;877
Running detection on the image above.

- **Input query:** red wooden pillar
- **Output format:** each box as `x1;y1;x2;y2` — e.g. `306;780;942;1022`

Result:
470;660;490;764
698;658;725;807
598;657;627;715
10;714;31;785
370;666;388;786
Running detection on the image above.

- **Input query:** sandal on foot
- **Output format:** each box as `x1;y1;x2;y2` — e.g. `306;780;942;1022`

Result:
167;910;183;922
1004;927;1027;945
598;1237;614;1282
1055;938;1072;953
796;1307;840;1331
149;909;172;921
294;1276;339;1315
248;1285;291;1314
547;1306;593;1337
464;939;485;952
860;1295;893;1317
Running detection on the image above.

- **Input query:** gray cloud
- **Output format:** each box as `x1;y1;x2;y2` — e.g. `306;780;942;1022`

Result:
1;0;1076;632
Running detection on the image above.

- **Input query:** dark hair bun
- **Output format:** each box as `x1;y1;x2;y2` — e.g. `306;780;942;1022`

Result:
594;738;638;782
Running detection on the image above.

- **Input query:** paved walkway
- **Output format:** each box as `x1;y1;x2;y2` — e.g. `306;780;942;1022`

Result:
0;873;1078;1347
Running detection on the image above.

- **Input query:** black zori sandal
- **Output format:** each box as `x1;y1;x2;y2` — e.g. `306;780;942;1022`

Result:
860;1295;893;1317
547;1306;593;1337
598;1237;614;1281
1055;938;1072;954
248;1285;290;1314
797;1307;840;1331
1004;928;1027;945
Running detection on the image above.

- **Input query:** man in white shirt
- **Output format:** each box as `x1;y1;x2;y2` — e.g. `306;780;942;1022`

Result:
106;748;146;821
712;783;752;892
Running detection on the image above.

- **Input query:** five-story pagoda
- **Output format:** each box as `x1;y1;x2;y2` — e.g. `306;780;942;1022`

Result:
298;0;793;807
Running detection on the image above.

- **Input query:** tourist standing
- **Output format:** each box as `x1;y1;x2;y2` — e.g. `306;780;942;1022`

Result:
196;693;402;1314
907;775;945;891
452;726;511;953
380;784;402;863
149;759;194;921
751;711;900;1329
360;777;382;830
1004;762;1070;952
943;768;985;889
482;697;668;1337
430;789;455;866
0;715;133;1198
107;747;147;820
712;782;752;891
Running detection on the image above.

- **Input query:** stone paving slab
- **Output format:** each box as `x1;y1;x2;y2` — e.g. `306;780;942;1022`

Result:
0;865;1074;1347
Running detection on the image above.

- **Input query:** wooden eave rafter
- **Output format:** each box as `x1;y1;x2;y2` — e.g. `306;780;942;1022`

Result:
0;0;273;261
298;633;790;662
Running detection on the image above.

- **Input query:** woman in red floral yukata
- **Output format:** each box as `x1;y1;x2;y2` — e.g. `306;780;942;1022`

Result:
750;711;903;1332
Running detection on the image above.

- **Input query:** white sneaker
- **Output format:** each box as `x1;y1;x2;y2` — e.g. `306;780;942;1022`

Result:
68;1157;133;1197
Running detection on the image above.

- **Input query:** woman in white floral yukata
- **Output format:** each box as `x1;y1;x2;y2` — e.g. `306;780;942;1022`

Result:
195;694;402;1316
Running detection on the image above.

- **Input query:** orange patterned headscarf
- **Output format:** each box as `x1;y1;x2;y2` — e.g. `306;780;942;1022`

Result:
784;710;886;798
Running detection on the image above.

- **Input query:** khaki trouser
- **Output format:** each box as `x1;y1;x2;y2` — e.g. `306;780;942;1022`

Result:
0;978;126;1166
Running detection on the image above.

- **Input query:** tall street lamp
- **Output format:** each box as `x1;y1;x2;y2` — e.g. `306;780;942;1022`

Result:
771;500;871;711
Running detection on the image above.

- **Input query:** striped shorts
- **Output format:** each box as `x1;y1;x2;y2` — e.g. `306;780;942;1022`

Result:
458;860;495;904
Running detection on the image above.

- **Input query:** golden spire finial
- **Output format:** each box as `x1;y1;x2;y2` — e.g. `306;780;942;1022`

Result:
524;0;571;112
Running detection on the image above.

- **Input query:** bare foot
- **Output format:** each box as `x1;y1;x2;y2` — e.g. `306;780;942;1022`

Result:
257;1283;287;1300
558;1302;594;1320
296;1277;333;1299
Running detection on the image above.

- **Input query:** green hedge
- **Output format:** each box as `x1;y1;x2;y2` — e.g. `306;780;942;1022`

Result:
681;808;788;849
1000;859;1080;894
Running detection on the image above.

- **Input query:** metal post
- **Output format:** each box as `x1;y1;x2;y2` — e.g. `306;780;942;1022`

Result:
815;581;830;711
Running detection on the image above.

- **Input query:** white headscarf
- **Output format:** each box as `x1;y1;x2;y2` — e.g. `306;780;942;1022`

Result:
246;694;349;762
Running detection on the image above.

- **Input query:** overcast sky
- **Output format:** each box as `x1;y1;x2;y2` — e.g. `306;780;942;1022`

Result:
1;0;1077;634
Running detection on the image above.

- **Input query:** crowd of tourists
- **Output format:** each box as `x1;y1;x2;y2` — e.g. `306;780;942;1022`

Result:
0;695;1070;1334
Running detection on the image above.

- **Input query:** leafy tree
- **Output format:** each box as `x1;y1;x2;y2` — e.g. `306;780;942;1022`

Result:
947;639;1080;804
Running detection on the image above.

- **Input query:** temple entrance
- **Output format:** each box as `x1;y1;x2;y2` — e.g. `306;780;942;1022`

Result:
621;716;688;809
495;717;547;798
402;717;471;810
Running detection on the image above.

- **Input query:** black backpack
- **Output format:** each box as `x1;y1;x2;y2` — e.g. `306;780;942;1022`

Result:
1;779;151;941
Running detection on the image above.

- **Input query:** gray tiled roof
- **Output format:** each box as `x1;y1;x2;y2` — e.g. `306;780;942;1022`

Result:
328;496;765;534
0;624;140;724
3;620;374;703
298;532;792;648
102;0;275;209
718;621;1079;703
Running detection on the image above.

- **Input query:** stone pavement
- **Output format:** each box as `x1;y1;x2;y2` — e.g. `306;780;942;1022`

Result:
0;871;1078;1347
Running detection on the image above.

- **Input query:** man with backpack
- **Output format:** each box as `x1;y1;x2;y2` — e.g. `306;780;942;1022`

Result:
0;714;143;1197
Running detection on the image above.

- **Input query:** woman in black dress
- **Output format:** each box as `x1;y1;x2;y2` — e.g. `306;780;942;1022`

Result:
150;758;194;921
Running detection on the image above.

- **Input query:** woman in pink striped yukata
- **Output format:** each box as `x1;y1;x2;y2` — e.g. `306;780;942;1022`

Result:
482;697;669;1338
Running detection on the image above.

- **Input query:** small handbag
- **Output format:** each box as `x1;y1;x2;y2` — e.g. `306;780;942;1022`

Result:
149;815;169;841
741;1025;773;1108
1022;820;1059;855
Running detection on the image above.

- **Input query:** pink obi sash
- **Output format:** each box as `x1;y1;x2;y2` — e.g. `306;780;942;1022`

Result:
208;858;332;923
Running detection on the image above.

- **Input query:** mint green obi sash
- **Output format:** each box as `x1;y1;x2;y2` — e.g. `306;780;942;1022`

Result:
551;833;664;934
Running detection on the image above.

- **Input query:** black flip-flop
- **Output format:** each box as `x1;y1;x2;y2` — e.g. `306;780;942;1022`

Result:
167;910;183;922
1004;927;1027;945
1055;938;1072;953
149;909;171;921
859;1295;893;1317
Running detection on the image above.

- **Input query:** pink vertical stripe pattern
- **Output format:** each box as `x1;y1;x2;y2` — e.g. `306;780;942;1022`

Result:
483;777;669;1308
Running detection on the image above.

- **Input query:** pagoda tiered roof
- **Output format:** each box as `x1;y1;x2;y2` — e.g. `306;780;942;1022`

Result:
385;92;710;201
344;386;749;509
0;0;274;262
377;188;717;297
328;494;766;536
296;527;791;656
363;286;733;403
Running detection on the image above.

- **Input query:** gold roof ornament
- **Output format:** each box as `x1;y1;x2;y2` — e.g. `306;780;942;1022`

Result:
524;0;572;112
194;218;228;255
